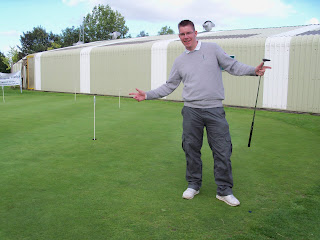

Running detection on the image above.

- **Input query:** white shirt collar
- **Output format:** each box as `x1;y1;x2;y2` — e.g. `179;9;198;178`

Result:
185;41;201;54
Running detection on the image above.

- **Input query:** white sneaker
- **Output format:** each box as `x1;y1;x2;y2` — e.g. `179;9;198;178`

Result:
182;188;200;199
216;194;240;206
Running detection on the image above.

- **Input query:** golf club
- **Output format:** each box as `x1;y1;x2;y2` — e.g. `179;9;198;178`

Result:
248;58;271;147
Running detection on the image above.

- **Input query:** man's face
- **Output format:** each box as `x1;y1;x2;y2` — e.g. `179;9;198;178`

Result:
178;25;198;51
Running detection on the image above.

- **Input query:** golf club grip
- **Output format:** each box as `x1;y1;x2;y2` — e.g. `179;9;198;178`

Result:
248;122;254;147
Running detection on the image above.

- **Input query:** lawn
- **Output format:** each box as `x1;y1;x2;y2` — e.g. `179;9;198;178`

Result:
1;87;319;240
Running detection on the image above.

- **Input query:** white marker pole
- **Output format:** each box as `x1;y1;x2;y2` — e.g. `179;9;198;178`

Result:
74;77;76;102
2;86;5;103
93;96;96;140
119;89;121;109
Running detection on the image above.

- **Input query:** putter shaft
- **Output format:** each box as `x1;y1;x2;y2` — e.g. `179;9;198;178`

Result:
248;59;270;147
248;75;262;147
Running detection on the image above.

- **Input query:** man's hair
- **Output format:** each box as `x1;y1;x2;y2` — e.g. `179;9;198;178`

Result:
178;20;195;31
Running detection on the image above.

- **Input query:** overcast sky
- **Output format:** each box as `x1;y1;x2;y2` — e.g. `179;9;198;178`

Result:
0;0;319;54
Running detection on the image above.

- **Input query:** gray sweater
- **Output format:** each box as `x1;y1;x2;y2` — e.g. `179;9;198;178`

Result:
146;41;256;108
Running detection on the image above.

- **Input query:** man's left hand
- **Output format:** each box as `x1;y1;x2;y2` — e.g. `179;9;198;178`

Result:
255;62;271;76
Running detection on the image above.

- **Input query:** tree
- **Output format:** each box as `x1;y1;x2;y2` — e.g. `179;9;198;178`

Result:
1;47;21;72
47;42;62;51
18;26;62;56
47;32;62;50
0;51;10;73
158;26;175;35
82;4;129;42
19;26;50;56
137;31;149;37
60;26;81;47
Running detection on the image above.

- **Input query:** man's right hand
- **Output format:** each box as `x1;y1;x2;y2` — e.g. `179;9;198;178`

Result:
129;88;146;102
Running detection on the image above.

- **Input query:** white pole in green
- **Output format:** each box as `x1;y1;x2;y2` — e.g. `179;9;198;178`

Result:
2;86;5;103
119;89;121;109
93;95;96;140
74;77;77;102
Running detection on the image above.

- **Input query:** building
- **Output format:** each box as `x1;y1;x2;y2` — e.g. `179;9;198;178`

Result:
13;24;320;113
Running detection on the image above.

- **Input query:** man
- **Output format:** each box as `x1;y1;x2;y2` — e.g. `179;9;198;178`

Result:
130;20;270;207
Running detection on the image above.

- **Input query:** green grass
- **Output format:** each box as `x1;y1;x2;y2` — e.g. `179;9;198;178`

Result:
1;87;319;240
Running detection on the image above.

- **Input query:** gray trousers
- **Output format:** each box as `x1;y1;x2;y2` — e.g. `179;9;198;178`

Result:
181;106;233;196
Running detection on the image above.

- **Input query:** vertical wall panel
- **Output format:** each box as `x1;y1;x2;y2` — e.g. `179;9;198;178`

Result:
26;56;35;90
165;41;185;101
90;42;154;97
263;36;290;109
80;47;93;94
41;49;81;93
34;52;43;90
11;59;22;73
80;39;133;94
287;35;320;113
151;38;179;95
